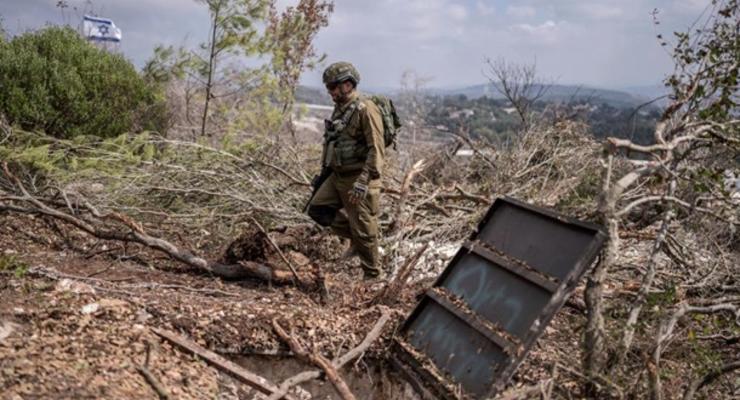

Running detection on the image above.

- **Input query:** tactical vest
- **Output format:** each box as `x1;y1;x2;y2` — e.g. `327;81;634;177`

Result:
322;98;368;169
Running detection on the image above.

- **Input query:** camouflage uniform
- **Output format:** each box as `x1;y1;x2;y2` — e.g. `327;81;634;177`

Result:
308;64;385;278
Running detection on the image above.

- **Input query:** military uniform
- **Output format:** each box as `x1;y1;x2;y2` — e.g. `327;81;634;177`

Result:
308;90;385;278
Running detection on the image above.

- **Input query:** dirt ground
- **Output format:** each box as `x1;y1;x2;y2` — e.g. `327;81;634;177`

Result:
0;212;592;399
0;212;420;399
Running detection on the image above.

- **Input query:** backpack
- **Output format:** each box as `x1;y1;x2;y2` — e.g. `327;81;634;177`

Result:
367;95;402;150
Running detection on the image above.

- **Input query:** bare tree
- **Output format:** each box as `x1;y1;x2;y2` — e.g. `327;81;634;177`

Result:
398;69;434;168
484;57;553;130
583;1;739;397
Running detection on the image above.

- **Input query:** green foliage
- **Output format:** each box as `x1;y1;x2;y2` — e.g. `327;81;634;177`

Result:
142;0;332;138
646;284;678;308
664;0;739;123
0;255;29;278
0;130;164;181
557;167;602;214
142;45;191;85
424;95;523;143
686;318;728;376
265;0;333;110
0;26;167;138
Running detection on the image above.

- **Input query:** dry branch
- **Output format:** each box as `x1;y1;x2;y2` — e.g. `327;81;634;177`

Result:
135;366;170;400
611;178;677;372
649;302;740;400
1;162;318;288
388;159;425;235
682;360;740;400
374;244;429;306
250;216;302;286
272;319;356;400
496;379;553;400
452;131;497;170
151;327;293;400
266;306;393;400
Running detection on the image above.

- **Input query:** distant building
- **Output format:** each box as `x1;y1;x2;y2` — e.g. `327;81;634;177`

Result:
449;109;475;119
455;148;474;157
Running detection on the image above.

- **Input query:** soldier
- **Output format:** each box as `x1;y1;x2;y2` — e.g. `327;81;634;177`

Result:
307;62;385;279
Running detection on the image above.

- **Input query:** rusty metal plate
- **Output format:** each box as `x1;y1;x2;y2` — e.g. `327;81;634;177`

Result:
474;199;599;281
406;298;506;395
393;197;605;399
440;252;552;339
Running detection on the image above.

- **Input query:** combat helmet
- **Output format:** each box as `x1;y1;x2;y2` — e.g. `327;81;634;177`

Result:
323;62;360;86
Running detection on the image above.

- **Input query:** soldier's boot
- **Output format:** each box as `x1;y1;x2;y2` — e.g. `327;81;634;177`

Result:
358;244;383;280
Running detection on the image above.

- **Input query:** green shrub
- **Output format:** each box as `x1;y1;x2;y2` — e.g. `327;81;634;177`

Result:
0;254;28;278
0;26;166;138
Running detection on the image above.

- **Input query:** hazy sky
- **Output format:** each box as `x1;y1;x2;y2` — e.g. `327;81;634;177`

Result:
0;0;714;89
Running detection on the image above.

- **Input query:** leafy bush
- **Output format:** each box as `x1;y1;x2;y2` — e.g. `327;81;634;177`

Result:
0;254;28;278
0;26;166;138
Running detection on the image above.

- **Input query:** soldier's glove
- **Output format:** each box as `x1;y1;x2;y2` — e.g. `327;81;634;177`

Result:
348;174;369;205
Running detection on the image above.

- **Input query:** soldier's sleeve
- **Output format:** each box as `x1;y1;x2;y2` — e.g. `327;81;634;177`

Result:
359;100;385;180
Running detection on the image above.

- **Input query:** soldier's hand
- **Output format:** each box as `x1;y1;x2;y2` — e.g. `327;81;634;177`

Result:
348;180;368;205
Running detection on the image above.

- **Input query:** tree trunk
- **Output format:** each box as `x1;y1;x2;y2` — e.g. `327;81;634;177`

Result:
200;6;220;137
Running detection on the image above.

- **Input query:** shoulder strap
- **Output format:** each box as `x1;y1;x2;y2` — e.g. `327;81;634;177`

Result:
332;98;362;132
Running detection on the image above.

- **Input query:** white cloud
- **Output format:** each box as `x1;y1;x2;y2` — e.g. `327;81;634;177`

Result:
506;5;536;18
513;20;558;35
448;4;468;21
475;1;495;16
664;0;713;18
0;0;710;88
675;0;712;12
577;4;623;19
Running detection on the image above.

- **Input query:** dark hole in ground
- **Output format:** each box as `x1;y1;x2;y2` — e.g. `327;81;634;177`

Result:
230;355;421;400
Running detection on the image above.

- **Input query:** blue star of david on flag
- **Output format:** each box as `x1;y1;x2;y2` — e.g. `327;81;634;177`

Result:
83;15;122;42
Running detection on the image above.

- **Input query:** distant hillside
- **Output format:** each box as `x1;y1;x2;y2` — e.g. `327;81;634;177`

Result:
295;85;332;106
621;85;671;107
297;82;672;110
294;81;672;121
430;83;649;109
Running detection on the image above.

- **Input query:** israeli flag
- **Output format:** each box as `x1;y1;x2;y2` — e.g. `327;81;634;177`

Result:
83;15;122;42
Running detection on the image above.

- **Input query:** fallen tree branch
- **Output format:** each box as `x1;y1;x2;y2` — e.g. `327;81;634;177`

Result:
649;302;740;400
266;306;393;400
496;379;553;400
452;130;497;171
135;341;170;399
615;194;735;223
151;327;293;400
388;159;426;235
445;184;490;204
250;217;302;287
1;162;317;288
611;178;676;373
272;319;356;400
682;360;740;400
135;366;170;400
557;362;624;399
28;266;240;297
373;244;429;306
